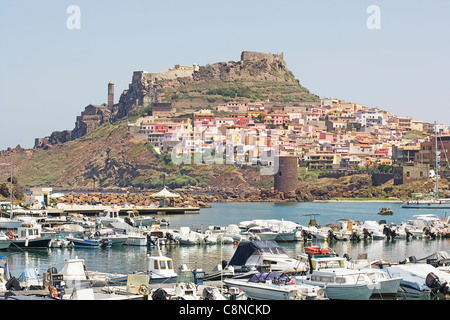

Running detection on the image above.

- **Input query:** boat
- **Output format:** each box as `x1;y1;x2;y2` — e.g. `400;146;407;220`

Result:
45;223;86;237
224;271;326;300
8;222;52;249
106;248;179;285
0;232;11;250
124;233;148;246
291;247;377;300
50;234;73;248
226;240;306;273
0;202;23;229
402;121;450;209
94;229;128;246
360;220;387;240
95;208;123;227
66;233;112;248
125;210;153;227
245;227;278;241
345;253;403;297
172;227;203;245
378;207;393;215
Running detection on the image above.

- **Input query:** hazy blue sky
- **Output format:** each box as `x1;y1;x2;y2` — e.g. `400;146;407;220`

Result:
1;0;449;150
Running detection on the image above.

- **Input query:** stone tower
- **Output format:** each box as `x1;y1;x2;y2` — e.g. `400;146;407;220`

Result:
107;81;114;110
273;155;300;193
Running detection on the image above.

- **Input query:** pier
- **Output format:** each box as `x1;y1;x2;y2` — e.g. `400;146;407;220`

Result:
45;204;200;217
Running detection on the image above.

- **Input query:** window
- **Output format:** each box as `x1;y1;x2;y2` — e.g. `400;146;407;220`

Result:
159;260;167;270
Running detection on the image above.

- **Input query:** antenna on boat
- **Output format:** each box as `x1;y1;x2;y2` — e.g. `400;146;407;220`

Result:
434;121;439;201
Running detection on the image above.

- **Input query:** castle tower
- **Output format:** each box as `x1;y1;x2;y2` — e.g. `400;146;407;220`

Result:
107;81;114;110
273;155;300;193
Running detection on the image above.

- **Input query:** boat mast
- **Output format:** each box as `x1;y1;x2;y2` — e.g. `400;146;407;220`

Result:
10;151;13;214
434;121;439;201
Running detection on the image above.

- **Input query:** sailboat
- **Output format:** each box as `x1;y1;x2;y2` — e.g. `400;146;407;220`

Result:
402;121;450;209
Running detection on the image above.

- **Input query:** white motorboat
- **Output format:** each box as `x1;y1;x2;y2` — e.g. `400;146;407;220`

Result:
292;247;377;300
172;227;203;245
50;234;73;248
45;223;86;237
345;253;402;297
224;271;326;300
124;233;148;246
245;227;278;241
360;220;387;240
94;229;128;246
227;240;306;273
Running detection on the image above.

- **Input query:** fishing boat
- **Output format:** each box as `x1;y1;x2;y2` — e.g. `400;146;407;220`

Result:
8;222;52;249
224;271;326;300
292;247;377;300
226;240;305;273
106;248;179;285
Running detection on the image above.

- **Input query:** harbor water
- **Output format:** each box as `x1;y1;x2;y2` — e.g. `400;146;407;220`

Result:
2;201;449;296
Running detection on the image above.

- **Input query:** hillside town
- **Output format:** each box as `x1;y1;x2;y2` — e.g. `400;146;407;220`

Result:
128;98;450;177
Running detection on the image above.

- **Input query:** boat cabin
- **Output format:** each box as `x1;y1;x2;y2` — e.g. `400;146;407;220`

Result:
148;255;175;277
98;209;120;219
16;223;43;239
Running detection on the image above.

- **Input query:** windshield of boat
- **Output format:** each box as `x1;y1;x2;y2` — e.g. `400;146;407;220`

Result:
314;259;344;269
249;228;272;233
249;272;290;283
255;246;286;256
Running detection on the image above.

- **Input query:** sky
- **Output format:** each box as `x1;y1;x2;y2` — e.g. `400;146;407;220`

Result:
0;0;449;150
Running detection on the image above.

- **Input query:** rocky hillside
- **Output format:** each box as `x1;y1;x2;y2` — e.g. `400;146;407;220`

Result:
114;51;319;120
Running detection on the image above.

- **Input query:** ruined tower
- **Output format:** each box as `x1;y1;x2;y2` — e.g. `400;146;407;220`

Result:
273;155;300;193
107;81;114;110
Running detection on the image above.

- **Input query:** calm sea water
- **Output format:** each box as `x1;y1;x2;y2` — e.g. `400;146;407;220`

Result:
2;202;449;284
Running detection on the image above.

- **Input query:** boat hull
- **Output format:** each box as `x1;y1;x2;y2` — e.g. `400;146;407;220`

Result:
0;239;11;250
125;236;147;246
322;283;375;300
224;279;319;300
11;237;51;249
68;237;112;248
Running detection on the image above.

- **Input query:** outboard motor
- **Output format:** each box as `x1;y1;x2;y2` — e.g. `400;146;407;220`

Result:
124;217;135;227
350;231;360;241
327;229;337;241
426;272;449;296
362;228;372;240
152;288;168;300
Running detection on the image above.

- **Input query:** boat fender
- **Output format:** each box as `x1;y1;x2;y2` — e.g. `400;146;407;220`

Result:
49;286;59;299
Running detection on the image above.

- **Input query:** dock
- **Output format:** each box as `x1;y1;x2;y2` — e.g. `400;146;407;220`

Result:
45;204;200;217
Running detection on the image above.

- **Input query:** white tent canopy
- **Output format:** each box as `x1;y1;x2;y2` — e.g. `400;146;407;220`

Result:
150;187;180;198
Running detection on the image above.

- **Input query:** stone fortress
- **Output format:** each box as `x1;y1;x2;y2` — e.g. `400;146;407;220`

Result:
34;51;292;149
